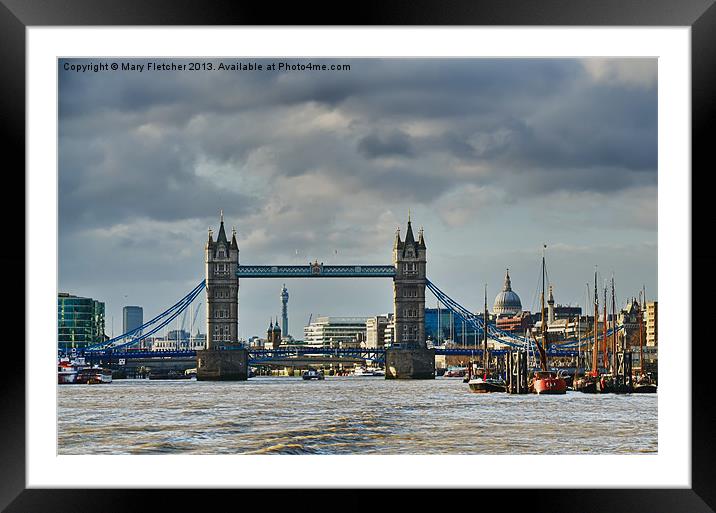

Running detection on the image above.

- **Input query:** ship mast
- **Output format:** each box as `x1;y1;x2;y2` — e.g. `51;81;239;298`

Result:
611;275;617;373
638;290;645;377
538;245;548;372
483;283;488;376
603;283;608;371
592;267;599;377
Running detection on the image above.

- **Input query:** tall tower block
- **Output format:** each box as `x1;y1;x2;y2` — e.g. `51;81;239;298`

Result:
205;211;240;349
280;284;289;337
392;215;427;348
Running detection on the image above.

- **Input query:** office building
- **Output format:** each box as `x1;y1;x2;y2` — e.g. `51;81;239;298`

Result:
365;314;392;349
303;316;369;348
57;293;106;352
123;305;143;335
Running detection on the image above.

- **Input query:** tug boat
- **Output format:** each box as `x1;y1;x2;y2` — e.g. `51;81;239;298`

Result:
302;369;325;380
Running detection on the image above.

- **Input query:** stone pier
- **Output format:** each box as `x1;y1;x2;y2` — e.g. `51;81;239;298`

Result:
196;347;249;381
385;347;435;379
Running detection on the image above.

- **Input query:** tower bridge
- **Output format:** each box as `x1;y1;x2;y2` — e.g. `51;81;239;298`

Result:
196;212;432;379
83;212;619;380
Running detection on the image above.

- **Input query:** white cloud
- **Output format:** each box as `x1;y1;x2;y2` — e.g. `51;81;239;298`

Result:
581;58;657;89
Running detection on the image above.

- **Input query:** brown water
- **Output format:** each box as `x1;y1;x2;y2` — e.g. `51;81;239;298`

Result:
58;377;657;455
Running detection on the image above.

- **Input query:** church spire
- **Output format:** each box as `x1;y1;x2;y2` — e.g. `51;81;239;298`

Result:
503;269;512;291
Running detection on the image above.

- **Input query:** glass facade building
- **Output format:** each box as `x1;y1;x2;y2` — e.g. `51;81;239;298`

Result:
57;293;106;352
425;308;492;345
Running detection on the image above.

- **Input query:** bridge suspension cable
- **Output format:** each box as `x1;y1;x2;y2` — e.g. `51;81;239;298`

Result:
425;279;530;348
84;280;206;352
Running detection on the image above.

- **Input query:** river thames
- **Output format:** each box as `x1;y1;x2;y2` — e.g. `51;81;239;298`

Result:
58;376;657;455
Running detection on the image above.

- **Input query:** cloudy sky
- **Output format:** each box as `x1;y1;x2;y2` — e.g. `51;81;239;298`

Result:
59;58;657;339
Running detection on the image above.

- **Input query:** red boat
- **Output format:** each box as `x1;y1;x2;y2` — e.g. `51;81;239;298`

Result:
532;370;567;395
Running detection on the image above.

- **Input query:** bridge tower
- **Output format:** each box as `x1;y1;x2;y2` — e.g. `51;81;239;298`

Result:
204;211;240;350
392;215;427;347
198;211;247;381
387;215;434;379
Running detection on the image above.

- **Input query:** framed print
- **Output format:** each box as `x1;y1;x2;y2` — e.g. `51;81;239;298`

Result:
1;0;712;511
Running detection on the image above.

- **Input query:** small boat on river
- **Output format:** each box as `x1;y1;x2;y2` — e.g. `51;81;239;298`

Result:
75;366;113;384
444;366;467;378
468;372;507;393
353;366;385;377
302;369;325;380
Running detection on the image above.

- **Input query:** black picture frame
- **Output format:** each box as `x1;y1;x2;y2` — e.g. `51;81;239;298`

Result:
1;1;710;511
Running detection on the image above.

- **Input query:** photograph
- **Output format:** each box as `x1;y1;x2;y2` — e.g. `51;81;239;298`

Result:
56;56;658;456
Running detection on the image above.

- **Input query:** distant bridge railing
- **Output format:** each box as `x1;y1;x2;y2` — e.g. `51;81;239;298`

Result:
236;264;396;278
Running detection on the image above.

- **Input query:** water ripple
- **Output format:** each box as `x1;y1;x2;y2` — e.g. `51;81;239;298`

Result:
58;377;657;455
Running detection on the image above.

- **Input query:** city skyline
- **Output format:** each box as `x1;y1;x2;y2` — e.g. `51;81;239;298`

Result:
58;58;657;339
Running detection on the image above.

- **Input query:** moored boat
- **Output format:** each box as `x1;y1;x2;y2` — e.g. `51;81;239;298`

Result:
75;366;113;384
632;374;657;393
467;286;506;394
532;370;567;395
468;374;507;393
573;375;598;393
57;358;78;384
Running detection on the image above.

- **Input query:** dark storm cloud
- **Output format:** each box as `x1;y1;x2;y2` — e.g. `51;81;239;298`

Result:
357;130;415;159
58;58;658;234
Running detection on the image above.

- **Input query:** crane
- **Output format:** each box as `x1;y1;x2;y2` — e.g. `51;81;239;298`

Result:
191;302;202;335
180;308;189;333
